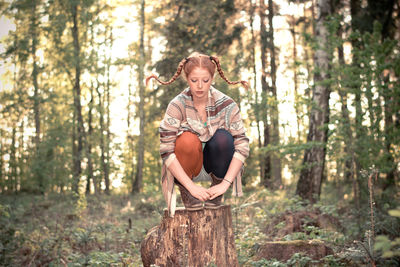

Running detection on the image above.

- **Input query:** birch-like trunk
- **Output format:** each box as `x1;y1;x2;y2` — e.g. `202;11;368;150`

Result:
296;0;332;203
249;1;263;181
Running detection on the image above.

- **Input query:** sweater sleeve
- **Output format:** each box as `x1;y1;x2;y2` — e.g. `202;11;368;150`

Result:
159;99;183;166
228;103;250;163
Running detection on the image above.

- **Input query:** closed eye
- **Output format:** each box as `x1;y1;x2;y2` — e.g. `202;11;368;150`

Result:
203;79;209;83
191;79;197;82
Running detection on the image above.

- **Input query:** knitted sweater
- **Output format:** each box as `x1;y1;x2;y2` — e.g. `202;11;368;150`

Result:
159;86;250;216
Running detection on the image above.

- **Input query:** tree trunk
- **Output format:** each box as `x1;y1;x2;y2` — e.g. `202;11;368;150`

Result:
141;206;239;267
350;0;363;212
127;64;135;190
10;126;17;192
88;24;98;194
303;1;315;105
85;82;95;194
337;18;354;184
133;0;146;193
259;0;271;187
267;0;282;189
289;15;302;142
249;1;264;182
104;28;112;194
18;120;25;193
71;3;84;194
96;79;107;194
296;0;332;203
30;0;44;193
31;1;40;152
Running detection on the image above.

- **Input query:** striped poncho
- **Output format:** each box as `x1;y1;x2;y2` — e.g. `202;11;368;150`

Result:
159;86;250;216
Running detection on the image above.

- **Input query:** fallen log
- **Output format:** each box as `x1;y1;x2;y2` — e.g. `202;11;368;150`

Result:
141;205;239;267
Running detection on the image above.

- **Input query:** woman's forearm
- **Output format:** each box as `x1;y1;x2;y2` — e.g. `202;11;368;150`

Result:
223;157;243;183
207;157;243;199
167;157;193;188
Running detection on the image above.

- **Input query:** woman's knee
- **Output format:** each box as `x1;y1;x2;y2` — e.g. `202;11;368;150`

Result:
175;132;202;177
207;129;234;152
175;132;202;156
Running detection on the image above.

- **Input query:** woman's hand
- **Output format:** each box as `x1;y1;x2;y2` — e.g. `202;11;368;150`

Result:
207;181;230;200
188;183;211;201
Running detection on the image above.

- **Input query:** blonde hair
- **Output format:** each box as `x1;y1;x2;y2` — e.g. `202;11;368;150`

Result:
146;52;249;90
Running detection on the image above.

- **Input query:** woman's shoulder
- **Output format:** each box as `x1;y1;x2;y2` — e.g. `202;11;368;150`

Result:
210;87;238;108
168;88;191;106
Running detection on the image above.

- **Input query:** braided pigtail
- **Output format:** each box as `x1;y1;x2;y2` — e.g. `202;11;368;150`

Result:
145;58;187;87
210;56;249;90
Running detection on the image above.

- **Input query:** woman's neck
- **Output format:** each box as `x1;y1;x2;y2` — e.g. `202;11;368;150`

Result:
192;96;208;106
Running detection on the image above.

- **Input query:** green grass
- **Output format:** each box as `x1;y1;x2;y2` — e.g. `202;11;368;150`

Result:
0;191;163;266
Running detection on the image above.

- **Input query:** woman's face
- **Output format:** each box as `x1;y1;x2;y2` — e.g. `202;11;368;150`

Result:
187;67;213;103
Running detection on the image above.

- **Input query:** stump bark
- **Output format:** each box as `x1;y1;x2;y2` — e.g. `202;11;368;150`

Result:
141;205;239;267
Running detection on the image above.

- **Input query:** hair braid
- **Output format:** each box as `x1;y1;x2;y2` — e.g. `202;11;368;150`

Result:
145;58;187;87
210;56;249;90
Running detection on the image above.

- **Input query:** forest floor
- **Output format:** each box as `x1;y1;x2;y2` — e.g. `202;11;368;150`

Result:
0;186;399;266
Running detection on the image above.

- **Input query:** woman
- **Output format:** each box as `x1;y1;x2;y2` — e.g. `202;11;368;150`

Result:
146;52;249;216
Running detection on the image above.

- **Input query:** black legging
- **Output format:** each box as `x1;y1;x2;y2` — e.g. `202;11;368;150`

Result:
203;129;235;178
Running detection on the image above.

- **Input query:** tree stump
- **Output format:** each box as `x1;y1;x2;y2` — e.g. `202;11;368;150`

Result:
141;205;239;267
255;240;333;262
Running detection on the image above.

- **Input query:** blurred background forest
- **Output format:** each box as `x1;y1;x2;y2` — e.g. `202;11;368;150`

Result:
0;0;399;266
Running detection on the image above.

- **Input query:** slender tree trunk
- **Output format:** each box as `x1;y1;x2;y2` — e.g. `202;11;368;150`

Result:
249;1;263;181
267;0;282;189
96;84;107;194
71;3;85;194
88;24;98;194
104;27;112;194
133;0;146;193
303;1;315;105
350;0;362;211
296;0;332;203
85;82;95;194
337;23;353;184
127;63;135;189
31;1;40;151
106;80;111;193
72;99;77;192
18;120;25;192
259;0;271;187
289;16;302;142
10;126;17;193
30;0;44;193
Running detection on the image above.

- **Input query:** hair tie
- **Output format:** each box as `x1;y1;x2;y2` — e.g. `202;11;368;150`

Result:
209;56;214;61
